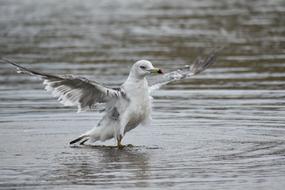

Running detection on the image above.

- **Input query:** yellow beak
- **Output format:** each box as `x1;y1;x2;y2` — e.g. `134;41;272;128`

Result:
149;68;163;74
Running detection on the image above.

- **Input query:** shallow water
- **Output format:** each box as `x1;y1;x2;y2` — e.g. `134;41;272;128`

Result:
0;0;285;189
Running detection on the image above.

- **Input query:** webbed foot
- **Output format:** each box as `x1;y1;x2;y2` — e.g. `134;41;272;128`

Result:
117;134;125;149
117;144;125;150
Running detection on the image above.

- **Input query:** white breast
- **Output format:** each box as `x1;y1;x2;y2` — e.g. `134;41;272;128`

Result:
123;78;151;131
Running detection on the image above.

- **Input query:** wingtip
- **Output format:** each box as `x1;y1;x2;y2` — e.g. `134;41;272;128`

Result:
190;50;217;75
69;135;87;145
1;57;30;73
1;57;19;67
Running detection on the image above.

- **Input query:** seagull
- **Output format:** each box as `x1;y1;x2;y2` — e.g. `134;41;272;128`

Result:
3;52;216;149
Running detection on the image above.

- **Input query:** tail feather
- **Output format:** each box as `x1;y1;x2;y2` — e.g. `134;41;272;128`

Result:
69;135;88;145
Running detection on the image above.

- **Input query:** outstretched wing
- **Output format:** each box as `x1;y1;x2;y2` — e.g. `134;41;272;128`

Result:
3;58;122;112
148;51;217;92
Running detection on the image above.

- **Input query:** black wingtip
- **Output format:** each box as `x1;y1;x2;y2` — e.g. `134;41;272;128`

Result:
1;57;34;75
190;49;219;75
2;58;61;79
69;136;87;145
1;57;21;68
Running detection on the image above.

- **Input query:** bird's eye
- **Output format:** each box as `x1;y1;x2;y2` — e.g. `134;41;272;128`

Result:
140;66;146;69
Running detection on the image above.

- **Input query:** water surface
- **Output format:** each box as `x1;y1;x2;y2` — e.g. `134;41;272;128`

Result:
0;0;285;189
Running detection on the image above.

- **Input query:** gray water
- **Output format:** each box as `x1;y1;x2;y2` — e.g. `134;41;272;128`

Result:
0;0;285;189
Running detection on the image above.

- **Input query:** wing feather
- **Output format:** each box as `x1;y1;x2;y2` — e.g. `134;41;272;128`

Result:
3;58;121;112
148;50;218;92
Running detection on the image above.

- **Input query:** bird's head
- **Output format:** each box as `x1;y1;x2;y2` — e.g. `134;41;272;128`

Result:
130;60;163;79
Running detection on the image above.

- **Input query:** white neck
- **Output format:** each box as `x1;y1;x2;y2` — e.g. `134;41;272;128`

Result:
127;70;145;81
123;73;148;94
125;74;146;86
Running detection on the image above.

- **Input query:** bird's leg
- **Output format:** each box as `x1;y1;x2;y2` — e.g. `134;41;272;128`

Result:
117;134;125;149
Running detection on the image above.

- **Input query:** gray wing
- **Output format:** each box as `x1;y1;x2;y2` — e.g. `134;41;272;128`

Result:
148;51;217;92
3;58;122;112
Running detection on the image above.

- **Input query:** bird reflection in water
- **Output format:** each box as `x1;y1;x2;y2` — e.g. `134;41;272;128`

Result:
52;145;151;187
